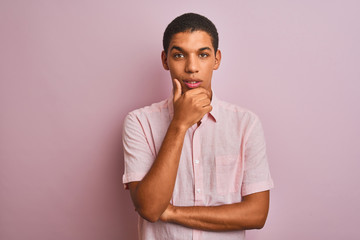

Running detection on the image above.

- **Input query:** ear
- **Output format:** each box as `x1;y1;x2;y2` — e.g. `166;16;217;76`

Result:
161;51;169;70
213;49;221;70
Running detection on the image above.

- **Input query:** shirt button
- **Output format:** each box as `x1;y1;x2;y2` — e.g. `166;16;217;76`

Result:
196;188;201;193
195;159;200;164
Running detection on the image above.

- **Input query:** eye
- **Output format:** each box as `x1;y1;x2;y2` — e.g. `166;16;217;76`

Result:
174;53;184;59
199;53;209;58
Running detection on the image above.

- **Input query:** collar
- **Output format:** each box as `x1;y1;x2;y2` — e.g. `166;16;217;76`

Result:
167;91;219;123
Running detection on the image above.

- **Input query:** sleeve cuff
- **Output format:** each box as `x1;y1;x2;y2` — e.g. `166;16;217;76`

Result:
122;172;148;189
241;179;274;196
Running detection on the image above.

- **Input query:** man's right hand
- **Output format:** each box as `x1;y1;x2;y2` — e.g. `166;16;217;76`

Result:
127;79;212;223
172;78;212;129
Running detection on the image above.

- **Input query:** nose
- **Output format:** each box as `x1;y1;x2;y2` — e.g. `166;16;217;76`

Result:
185;54;199;73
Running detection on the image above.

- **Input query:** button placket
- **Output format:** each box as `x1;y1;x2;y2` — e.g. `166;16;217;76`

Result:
192;126;204;206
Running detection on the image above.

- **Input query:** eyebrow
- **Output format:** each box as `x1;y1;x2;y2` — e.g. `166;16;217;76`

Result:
170;46;212;52
170;46;183;52
199;47;212;51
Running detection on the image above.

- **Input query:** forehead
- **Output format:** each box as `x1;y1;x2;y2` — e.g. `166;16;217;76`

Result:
169;31;213;51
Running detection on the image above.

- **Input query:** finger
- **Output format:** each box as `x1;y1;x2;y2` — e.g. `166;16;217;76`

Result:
191;93;212;104
202;105;213;113
186;87;212;98
185;87;206;94
197;98;211;107
173;78;182;102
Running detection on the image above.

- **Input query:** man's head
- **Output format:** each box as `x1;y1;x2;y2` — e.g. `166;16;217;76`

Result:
161;13;221;95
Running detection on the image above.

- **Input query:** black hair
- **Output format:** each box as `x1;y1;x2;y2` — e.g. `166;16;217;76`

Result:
163;13;219;55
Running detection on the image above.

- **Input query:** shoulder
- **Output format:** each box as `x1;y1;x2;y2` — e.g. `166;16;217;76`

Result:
125;98;169;120
215;98;260;124
215;98;266;143
123;98;171;144
123;98;171;133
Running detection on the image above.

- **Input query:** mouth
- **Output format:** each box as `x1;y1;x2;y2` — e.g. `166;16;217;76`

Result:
183;79;202;89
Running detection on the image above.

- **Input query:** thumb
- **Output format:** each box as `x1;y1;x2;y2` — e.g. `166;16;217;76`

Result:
173;78;182;102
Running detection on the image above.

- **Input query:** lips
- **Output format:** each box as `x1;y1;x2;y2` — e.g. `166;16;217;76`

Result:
183;79;202;89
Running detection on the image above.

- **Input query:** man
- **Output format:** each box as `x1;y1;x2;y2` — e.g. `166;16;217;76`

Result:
122;13;274;239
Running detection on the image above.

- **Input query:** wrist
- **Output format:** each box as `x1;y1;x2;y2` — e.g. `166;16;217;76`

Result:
169;119;189;132
160;204;177;223
165;205;177;223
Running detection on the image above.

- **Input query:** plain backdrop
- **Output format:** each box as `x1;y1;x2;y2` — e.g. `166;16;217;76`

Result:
1;0;359;239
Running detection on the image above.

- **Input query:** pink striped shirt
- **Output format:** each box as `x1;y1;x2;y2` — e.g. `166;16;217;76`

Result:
122;94;274;240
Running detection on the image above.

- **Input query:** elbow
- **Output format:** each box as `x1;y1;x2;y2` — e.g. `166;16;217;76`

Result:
130;184;164;223
247;220;266;230
143;214;160;223
254;221;266;230
136;206;162;223
252;213;268;229
243;211;268;230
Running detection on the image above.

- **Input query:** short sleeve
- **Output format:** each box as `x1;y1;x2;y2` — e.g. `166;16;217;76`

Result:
122;113;155;188
241;115;274;196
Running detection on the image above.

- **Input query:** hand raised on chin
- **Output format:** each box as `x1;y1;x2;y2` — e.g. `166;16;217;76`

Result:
172;78;212;129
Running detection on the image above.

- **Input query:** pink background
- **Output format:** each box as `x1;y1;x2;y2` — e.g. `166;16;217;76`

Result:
1;0;359;239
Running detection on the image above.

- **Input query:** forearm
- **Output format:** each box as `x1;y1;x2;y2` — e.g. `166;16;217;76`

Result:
129;84;212;222
162;191;270;231
130;121;187;222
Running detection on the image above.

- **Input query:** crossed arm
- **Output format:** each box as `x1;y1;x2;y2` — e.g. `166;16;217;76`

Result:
130;179;269;231
127;80;270;231
158;190;269;231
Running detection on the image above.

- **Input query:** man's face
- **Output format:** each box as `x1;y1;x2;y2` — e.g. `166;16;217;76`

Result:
161;30;221;96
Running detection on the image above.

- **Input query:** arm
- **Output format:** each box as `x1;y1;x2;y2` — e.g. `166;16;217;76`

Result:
160;190;270;231
128;79;212;222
